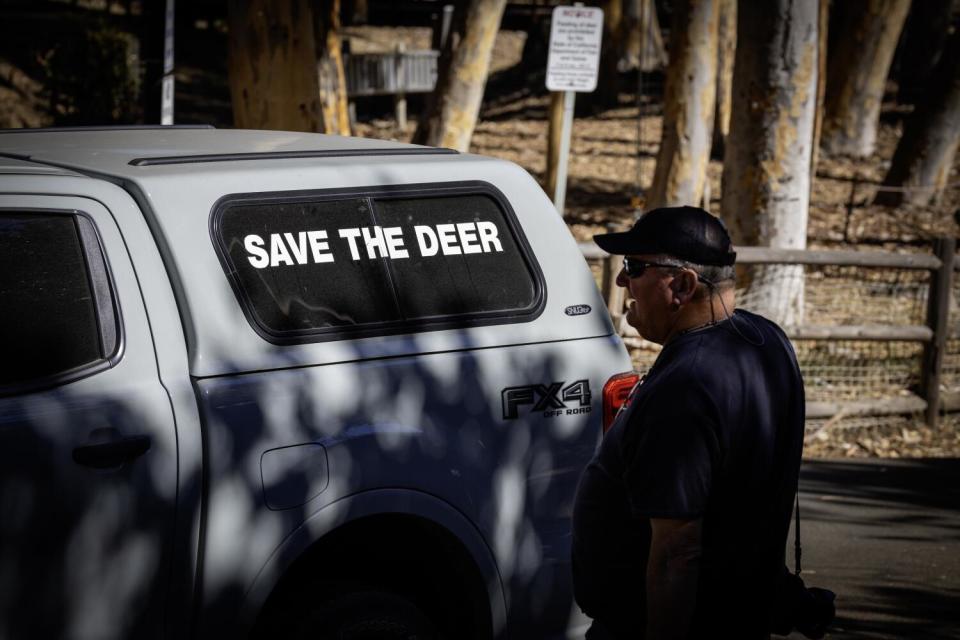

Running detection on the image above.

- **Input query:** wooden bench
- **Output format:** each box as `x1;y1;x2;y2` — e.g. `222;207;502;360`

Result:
344;47;440;128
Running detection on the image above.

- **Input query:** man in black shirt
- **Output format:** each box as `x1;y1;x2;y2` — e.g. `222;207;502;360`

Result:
572;206;805;639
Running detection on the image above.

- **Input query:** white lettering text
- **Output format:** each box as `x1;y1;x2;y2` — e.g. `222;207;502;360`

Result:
338;228;363;260
245;234;269;269
415;225;439;257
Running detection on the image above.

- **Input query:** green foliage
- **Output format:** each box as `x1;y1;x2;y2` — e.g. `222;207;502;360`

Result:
41;22;140;125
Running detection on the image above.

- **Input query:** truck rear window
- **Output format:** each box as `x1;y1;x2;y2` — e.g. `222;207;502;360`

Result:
212;183;544;343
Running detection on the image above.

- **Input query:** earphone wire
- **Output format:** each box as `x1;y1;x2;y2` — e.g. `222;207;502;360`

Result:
699;273;765;347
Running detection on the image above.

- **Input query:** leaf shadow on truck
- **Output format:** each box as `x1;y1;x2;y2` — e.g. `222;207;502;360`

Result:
1;330;608;640
0;129;630;640
201;334;592;640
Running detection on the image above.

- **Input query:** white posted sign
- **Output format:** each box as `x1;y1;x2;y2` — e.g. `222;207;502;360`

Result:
546;6;604;93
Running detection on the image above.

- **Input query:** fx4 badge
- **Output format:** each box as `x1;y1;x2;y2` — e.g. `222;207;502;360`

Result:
501;380;592;419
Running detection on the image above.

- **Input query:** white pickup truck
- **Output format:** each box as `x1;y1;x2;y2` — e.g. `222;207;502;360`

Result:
0;127;634;640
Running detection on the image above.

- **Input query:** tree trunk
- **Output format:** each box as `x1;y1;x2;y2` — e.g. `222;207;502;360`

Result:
710;0;736;159
227;0;322;132
721;0;819;326
595;0;625;108
876;28;960;207
647;0;719;209
315;0;351;135
896;0;955;105
622;0;667;72
411;0;507;151
820;0;911;157
810;0;829;177
414;2;466;145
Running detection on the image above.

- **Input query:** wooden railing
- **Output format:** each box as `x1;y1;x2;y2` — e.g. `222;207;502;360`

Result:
580;237;958;426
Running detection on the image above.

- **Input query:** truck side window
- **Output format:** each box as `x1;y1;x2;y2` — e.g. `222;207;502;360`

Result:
213;185;544;343
0;213;118;390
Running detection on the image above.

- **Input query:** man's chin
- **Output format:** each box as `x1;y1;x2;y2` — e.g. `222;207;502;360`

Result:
626;316;661;344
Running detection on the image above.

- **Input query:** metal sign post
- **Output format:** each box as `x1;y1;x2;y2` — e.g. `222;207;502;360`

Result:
546;5;603;215
161;0;175;125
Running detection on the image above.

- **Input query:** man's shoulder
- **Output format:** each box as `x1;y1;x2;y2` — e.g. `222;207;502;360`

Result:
737;308;787;332
721;310;796;356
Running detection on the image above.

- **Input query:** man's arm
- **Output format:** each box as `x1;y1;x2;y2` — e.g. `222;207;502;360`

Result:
646;517;703;640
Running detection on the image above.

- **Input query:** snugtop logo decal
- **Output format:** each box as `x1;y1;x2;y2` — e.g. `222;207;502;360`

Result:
564;304;592;316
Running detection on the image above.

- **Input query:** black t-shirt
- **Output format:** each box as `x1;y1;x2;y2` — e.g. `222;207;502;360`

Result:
572;310;805;638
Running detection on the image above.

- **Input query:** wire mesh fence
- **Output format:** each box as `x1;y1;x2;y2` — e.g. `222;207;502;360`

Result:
585;250;957;434
794;340;922;402
943;274;960;391
942;339;960;391
772;265;928;326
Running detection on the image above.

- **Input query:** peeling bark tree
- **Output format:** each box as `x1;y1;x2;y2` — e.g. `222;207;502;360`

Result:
412;0;507;151
647;0;719;209
820;0;911;157
621;0;668;72
711;0;736;159
721;0;819;326
315;0;351;135
227;0;321;132
876;29;960;207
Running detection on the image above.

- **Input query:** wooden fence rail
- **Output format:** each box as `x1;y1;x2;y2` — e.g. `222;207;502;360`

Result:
579;238;958;426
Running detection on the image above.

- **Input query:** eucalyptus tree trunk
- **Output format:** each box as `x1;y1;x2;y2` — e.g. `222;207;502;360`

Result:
820;0;911;157
711;0;736;159
621;0;667;72
876;29;960;207
227;0;321;131
721;0;819;326
647;0;719;209
412;0;507;151
315;0;351;135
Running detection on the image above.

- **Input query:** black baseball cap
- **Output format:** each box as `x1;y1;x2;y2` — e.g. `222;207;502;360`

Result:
594;205;736;266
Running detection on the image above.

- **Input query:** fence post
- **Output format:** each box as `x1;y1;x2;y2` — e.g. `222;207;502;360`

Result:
922;236;955;427
602;255;623;317
394;43;407;130
432;4;455;52
600;228;624;318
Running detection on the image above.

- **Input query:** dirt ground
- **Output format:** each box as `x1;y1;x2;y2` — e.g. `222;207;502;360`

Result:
3;23;960;459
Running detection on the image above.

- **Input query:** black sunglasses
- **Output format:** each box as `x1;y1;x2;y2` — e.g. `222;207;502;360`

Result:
622;257;678;278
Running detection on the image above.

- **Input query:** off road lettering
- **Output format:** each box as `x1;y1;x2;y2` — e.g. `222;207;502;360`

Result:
502;380;593;419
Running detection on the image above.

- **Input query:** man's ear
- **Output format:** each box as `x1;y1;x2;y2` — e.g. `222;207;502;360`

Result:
670;269;699;304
